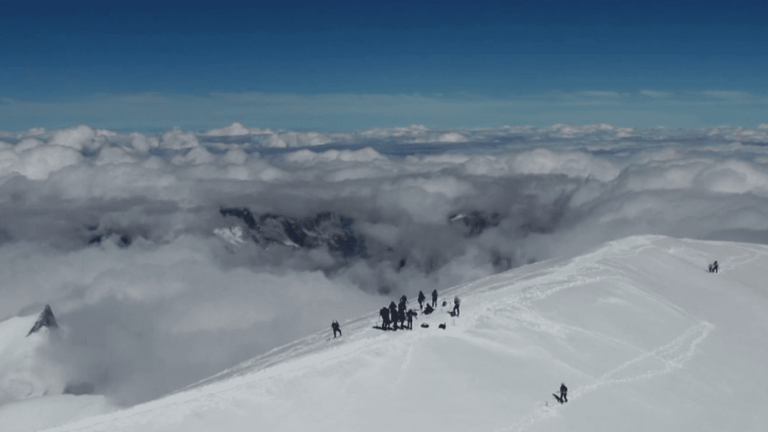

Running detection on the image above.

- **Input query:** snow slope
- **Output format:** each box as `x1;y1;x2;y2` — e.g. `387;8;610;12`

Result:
0;314;115;432
32;235;768;431
0;315;62;406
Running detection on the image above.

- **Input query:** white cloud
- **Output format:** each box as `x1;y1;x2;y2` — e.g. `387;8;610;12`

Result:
361;125;429;138
128;133;159;153
203;122;251;136
161;128;199;150
263;131;333;148
16;145;83;180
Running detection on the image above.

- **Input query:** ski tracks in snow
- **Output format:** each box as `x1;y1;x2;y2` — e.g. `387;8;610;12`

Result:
573;320;714;397
493;320;714;432
480;238;718;432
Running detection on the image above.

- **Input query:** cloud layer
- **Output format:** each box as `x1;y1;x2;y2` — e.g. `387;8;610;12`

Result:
1;121;768;405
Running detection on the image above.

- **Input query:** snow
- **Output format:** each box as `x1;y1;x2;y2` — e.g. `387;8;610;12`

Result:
0;316;60;405
5;235;768;431
0;395;113;432
213;226;245;246
0;315;115;431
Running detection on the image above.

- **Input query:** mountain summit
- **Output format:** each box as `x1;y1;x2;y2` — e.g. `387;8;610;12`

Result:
26;304;58;337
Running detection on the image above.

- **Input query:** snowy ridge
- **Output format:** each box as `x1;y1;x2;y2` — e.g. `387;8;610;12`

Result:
39;235;768;432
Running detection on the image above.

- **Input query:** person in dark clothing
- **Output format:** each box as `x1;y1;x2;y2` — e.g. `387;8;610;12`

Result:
406;309;416;329
332;321;342;338
431;289;438;308
713;260;719;273
389;301;399;330
400;295;408;306
423;303;434;315
452;297;461;317
560;383;568;403
380;307;390;330
417;291;426;310
708;263;713;273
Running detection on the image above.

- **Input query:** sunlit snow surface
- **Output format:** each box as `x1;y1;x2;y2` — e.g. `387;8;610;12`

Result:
30;235;768;432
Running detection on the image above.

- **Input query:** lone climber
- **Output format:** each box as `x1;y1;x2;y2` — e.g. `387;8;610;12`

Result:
452;296;461;317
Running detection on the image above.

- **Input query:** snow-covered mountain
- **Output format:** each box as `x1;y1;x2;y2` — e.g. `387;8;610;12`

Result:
5;235;768;431
0;307;114;432
216;208;367;258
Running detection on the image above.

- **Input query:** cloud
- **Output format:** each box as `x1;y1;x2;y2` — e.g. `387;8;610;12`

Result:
161;128;199;150
1;121;768;408
203;122;251;137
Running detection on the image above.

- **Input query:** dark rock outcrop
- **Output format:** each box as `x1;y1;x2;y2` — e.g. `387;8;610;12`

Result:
219;208;367;258
448;211;502;237
26;304;58;337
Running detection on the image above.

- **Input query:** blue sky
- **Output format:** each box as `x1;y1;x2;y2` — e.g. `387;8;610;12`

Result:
1;0;766;131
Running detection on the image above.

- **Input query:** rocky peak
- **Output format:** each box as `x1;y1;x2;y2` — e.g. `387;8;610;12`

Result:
26;304;58;337
218;208;367;258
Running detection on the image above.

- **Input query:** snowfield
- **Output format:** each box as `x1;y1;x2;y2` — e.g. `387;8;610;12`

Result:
4;235;768;431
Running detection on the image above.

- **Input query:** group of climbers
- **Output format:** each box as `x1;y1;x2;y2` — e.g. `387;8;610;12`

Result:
377;295;419;331
331;289;463;336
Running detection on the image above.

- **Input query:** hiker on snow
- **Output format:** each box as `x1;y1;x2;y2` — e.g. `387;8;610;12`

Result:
452;296;461;317
418;291;426;310
423;303;435;315
406;309;417;330
398;297;408;327
560;383;568;403
380;307;391;330
389;302;399;330
431;289;438;308
332;321;342;338
712;260;719;273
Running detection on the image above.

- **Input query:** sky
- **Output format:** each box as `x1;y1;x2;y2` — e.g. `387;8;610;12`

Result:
1;0;767;131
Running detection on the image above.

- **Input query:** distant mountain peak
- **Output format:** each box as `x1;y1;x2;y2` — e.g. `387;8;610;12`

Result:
26;304;58;337
217;208;367;259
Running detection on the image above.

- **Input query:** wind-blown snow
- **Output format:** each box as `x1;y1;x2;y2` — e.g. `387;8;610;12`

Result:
32;235;768;432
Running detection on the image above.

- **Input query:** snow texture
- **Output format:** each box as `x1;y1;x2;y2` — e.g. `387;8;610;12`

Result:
21;235;768;432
